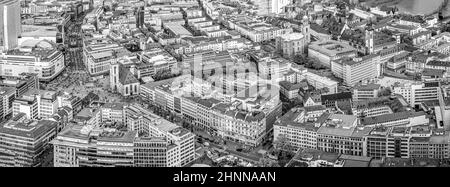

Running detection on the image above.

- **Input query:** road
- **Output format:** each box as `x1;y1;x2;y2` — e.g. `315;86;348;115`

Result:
64;13;86;72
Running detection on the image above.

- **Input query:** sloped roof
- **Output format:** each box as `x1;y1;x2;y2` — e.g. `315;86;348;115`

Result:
119;64;139;85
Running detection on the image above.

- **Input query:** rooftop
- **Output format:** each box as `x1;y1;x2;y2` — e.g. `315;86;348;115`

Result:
360;111;426;126
308;40;357;57
317;114;358;137
0;119;57;139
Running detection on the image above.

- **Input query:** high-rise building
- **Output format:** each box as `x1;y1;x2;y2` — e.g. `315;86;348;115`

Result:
135;7;144;28
253;0;292;15
0;0;21;51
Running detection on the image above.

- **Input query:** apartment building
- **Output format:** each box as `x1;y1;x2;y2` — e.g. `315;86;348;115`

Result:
273;108;323;151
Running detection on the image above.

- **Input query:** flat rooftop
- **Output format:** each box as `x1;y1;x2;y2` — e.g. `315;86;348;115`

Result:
21;25;58;38
309;40;356;57
317;114;358;137
0;119;57;139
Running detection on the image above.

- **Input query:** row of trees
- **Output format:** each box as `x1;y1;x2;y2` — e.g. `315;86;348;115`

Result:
152;69;181;81
293;54;327;70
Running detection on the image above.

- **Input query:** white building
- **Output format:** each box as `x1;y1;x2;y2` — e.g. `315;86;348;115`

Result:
332;55;380;86
308;40;357;67
393;82;440;106
83;38;125;76
0;0;21;51
0;39;65;82
12;89;58;120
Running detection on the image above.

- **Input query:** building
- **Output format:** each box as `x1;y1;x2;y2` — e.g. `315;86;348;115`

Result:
253;0;292;15
0;0;21;51
273;108;321;151
227;16;292;43
124;104;195;166
279;80;305;100
110;63;140;97
0;39;65;82
276;32;307;59
352;84;381;102
101;102;125;123
366;125;449;160
316;113;368;156
321;92;352;108
308;40;357;67
0;73;39;97
435;97;450;130
275;17;310;58
53;110;195;167
387;51;409;73
299;71;338;94
0;87;15;119
360;111;429;127
393;82;440;106
13;89;58;120
332;55;380;86
52;125;136;167
137;48;178;78
144;80;282;147
12;93;38;119
351;96;407;118
0;119;57;167
83;37;125;76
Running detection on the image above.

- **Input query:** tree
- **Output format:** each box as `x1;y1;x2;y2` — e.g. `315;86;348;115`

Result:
274;134;289;151
402;35;413;45
293;54;307;65
378;87;392;97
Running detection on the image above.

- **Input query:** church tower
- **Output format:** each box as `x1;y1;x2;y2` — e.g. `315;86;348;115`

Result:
302;14;310;44
365;27;374;55
110;51;119;92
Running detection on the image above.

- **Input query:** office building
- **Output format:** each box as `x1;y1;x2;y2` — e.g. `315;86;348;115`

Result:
332;55;380;86
393;82;440;106
0;119;57;167
0;73;39;97
316;113;369;156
